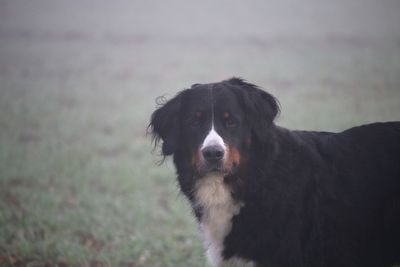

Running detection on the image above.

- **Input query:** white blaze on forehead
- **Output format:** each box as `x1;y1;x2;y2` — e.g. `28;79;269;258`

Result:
201;88;226;153
201;125;226;151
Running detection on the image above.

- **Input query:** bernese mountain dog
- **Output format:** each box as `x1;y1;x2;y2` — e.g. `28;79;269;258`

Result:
149;78;400;267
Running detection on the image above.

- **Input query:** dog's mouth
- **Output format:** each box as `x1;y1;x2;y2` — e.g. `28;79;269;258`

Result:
192;147;240;177
197;161;237;177
199;164;225;175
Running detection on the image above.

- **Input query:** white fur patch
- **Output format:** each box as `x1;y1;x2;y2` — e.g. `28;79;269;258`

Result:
201;126;227;153
194;175;254;267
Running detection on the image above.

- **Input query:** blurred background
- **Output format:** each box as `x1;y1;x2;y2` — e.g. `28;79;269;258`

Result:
0;0;399;266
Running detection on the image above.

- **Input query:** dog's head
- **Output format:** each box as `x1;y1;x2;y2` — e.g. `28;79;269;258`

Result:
149;78;279;177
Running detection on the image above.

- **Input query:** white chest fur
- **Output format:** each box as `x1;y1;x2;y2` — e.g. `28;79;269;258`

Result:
194;175;254;267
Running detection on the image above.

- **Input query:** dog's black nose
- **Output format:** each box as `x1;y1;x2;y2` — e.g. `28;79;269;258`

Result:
202;146;225;162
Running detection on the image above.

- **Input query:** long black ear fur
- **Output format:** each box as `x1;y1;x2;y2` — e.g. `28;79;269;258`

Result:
228;77;280;143
148;90;187;156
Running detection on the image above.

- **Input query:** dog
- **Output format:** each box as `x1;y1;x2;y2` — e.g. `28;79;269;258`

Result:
149;78;400;267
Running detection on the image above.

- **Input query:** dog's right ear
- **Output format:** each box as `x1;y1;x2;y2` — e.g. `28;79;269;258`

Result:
148;90;187;156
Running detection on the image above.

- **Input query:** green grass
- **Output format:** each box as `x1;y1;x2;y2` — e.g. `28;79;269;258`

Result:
1;1;400;266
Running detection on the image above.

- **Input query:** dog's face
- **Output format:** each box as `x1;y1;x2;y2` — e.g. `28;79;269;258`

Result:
149;78;279;178
180;84;249;176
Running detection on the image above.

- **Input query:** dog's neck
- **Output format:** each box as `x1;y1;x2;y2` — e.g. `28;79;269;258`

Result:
193;174;246;266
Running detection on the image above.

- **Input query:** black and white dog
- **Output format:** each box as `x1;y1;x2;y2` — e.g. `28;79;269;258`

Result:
149;78;400;267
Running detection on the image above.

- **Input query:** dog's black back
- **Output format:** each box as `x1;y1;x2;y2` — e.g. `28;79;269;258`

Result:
225;123;400;266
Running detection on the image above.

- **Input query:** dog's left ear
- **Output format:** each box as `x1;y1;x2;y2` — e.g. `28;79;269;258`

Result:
149;90;187;156
228;78;280;143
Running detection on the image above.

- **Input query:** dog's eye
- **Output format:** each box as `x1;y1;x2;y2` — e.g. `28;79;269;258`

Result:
188;111;204;128
223;112;236;129
225;119;237;129
190;119;201;128
195;111;203;119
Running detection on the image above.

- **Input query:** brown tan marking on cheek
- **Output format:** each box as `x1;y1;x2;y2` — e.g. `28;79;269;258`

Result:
224;145;241;170
192;147;203;170
230;146;241;165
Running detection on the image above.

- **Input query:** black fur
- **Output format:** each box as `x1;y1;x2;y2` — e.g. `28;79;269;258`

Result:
150;90;188;155
149;78;400;267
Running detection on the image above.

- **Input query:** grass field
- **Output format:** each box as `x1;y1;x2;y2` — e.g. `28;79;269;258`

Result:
1;1;400;266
